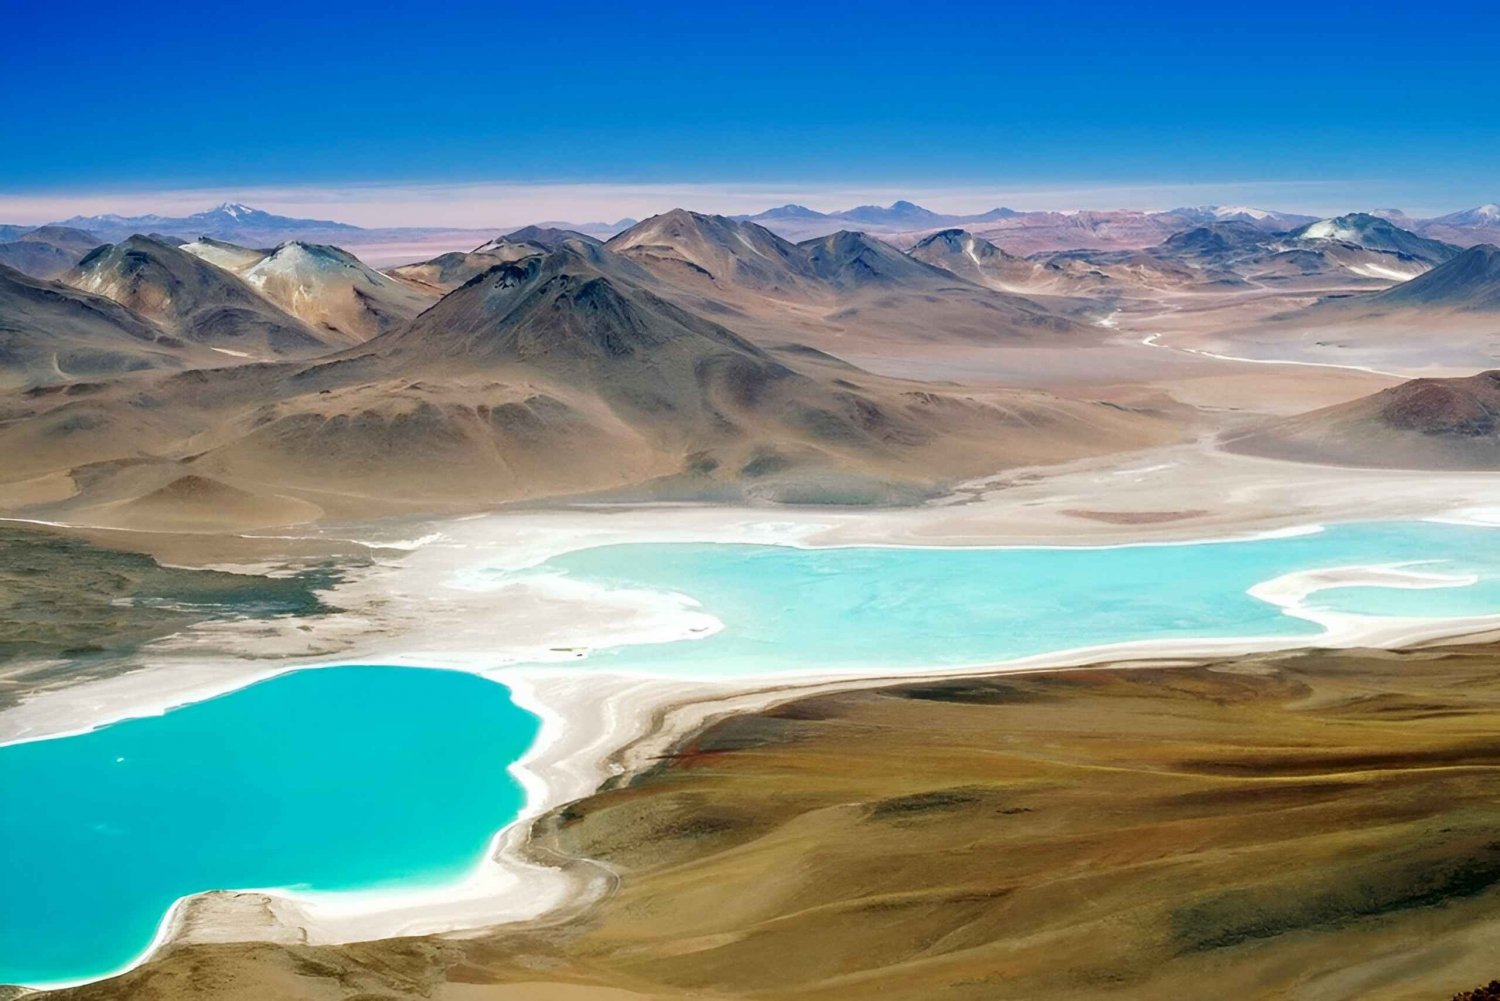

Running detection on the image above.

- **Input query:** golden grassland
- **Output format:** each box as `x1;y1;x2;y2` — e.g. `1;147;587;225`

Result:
37;643;1500;1001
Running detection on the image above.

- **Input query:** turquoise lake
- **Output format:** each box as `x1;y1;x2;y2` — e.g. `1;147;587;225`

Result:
0;667;538;987
517;520;1500;677
5;518;1500;986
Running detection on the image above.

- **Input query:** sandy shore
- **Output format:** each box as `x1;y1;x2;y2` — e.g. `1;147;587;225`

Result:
6;443;1500;990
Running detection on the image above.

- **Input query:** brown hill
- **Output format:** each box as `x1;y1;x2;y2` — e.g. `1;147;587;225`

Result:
0;226;102;279
1225;370;1500;469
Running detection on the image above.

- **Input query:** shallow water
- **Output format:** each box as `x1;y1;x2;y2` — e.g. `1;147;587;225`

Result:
6;519;1500;986
519;520;1500;677
0;667;537;987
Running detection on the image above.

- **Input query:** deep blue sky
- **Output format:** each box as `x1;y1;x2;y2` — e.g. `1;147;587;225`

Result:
3;0;1497;219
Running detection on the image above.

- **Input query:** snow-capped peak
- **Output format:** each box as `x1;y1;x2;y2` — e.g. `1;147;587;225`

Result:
1298;218;1367;242
1211;205;1272;220
212;202;257;220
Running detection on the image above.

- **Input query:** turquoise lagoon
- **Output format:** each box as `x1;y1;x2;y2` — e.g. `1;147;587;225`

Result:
0;667;538;987
521;520;1500;677
5;518;1500;986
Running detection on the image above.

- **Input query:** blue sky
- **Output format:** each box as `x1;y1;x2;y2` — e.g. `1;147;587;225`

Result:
2;0;1497;223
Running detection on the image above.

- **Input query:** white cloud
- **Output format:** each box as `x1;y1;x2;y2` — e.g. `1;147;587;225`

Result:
0;177;1438;228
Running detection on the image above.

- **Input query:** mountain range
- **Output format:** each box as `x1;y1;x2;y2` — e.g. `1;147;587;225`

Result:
4;198;1500;528
6;201;1500;267
0;220;1173;527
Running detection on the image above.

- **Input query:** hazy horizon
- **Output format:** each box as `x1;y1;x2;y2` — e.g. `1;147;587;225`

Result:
1;179;1495;231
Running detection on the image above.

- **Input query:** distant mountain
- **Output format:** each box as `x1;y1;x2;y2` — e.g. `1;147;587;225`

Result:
1154;221;1270;262
1370;208;1421;227
57;203;362;245
1414;204;1500;247
42;204;497;260
732;201;1313;247
737;201;1026;241
1369;244;1500;311
905;228;1122;296
1288;213;1459;265
903;228;1127;296
745;204;831;222
832;200;949;228
1168;206;1316;231
907;229;1020;279
65;236;334;358
1227;370;1500;470
0;225;103;279
798;230;965;291
1431;204;1500;228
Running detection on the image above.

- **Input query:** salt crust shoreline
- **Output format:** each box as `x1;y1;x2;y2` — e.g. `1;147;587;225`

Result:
8;448;1500;991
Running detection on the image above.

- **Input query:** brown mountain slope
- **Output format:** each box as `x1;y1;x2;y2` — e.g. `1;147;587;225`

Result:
65;236;336;358
0;263;217;390
0;225;102;279
0;249;1175;524
1224;369;1500;469
607;210;823;295
908;228;1125;296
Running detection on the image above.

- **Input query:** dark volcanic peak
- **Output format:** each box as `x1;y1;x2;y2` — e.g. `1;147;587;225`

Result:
910;228;1011;258
1372;243;1500;310
381;248;769;364
366;249;807;431
798;230;965;289
1155;220;1269;258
